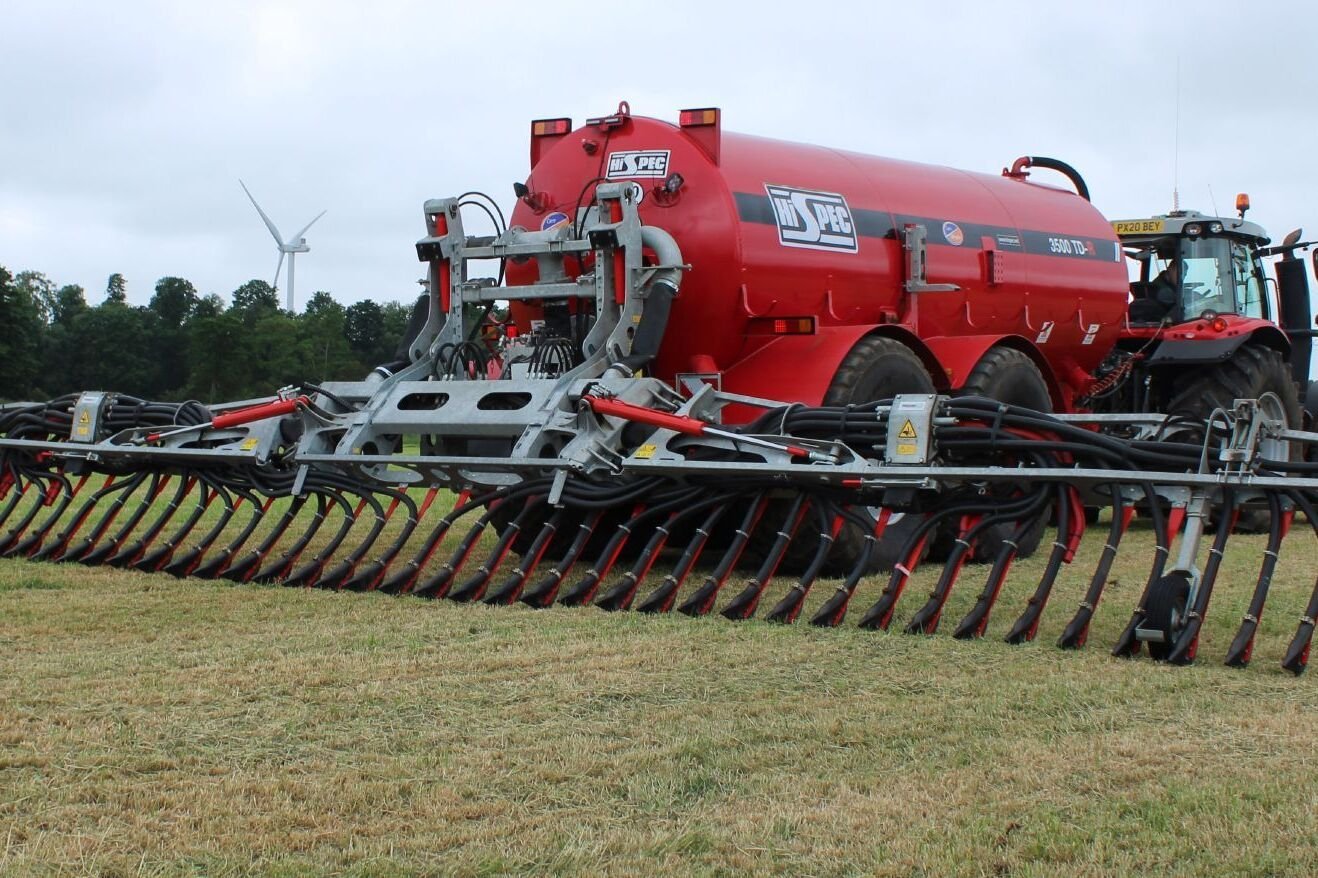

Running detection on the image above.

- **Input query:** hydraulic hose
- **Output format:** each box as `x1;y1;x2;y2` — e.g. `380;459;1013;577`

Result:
606;226;683;377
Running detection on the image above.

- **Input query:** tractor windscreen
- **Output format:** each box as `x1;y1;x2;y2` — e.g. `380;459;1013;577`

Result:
1145;237;1267;321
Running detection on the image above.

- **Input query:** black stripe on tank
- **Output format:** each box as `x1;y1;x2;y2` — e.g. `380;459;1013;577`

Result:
733;191;1119;262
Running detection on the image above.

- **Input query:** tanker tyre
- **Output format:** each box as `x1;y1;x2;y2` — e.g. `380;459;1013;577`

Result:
753;336;937;574
1166;344;1302;531
949;347;1053;563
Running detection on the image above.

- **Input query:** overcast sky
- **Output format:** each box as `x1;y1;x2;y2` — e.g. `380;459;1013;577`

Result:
3;1;1316;309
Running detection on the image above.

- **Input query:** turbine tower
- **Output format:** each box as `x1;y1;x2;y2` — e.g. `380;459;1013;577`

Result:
239;180;326;311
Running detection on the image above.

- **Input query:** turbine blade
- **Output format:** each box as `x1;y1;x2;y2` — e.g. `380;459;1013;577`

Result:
291;209;327;243
273;251;286;291
239;179;285;244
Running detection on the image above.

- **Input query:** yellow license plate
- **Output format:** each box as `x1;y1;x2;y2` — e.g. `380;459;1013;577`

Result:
1112;219;1165;235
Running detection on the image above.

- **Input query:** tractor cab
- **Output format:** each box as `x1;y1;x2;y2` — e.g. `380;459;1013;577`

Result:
1101;201;1316;422
1114;210;1271;326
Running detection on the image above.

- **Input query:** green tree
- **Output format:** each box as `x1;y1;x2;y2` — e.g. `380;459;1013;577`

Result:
243;311;306;393
105;273;127;304
52;284;88;326
62;303;164;395
344;299;385;365
194;293;226;320
149;276;199;327
299;291;361;380
186;310;245;401
231;279;279;321
146;277;201;396
0;266;47;399
39;285;90;394
380;300;413;365
14;271;56;324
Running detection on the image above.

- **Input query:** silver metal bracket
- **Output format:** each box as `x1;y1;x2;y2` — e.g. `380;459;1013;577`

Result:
903;224;961;293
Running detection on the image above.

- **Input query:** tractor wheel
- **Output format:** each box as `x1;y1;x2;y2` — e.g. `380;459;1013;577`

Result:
1142;571;1191;661
1166;344;1301;452
755;335;936;574
1166;344;1302;531
949;347;1053;562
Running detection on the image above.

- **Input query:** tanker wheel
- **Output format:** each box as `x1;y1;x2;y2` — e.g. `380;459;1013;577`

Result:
1165;344;1302;532
947;347;1054;562
756;335;936;574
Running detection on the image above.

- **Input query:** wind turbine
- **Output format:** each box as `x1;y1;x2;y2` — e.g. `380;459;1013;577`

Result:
239;180;326;311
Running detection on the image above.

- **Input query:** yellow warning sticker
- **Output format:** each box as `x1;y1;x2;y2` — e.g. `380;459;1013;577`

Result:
78;410;90;425
240;438;259;451
896;442;917;456
897;419;918;440
634;443;657;459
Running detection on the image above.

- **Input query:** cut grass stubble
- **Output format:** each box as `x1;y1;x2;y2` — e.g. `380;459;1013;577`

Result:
1;496;1316;876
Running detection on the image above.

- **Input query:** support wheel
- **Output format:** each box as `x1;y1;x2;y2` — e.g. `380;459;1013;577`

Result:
1142;571;1191;661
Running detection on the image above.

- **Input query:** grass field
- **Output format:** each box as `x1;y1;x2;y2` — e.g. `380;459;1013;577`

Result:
2;518;1316;876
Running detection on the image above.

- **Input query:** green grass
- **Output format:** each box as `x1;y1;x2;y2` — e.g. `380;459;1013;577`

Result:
1;521;1316;876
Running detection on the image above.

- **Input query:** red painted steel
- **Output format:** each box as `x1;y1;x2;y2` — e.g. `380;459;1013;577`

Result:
508;109;1130;412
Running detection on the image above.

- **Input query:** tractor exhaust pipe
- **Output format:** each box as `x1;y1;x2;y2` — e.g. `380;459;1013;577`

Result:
1274;246;1315;402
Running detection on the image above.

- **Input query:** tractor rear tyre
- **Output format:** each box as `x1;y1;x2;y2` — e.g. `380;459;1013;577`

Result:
951;347;1053;562
1166;344;1302;531
1166;344;1301;452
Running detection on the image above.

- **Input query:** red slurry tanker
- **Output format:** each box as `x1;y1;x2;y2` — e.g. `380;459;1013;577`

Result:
2;103;1317;672
509;105;1127;415
506;103;1308;427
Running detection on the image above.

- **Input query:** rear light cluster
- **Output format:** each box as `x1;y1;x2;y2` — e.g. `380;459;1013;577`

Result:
679;108;719;127
531;118;571;137
748;316;816;335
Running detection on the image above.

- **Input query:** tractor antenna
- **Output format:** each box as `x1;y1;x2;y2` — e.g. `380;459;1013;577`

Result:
1172;58;1181;212
1208;183;1220;218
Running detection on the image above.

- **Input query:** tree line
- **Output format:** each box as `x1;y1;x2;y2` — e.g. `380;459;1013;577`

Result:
0;266;418;403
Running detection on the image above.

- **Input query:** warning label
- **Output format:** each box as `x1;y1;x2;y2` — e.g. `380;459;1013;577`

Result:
897;420;918;440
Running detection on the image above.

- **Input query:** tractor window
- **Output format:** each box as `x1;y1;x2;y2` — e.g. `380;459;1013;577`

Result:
1177;237;1233;318
1231;242;1266;318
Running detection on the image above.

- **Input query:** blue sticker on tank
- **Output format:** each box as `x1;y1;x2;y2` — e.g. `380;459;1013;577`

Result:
942;221;964;246
541;211;569;231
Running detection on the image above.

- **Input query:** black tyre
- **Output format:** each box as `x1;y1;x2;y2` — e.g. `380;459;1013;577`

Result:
1166;344;1301;452
821;335;937;410
1142;571;1191;661
1166;344;1302;531
950;347;1053;561
766;336;936;573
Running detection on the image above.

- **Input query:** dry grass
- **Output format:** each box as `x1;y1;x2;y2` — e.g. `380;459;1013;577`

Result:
2;518;1316;876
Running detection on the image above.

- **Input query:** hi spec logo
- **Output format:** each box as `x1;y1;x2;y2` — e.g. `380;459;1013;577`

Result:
765;185;858;253
606;150;670;179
